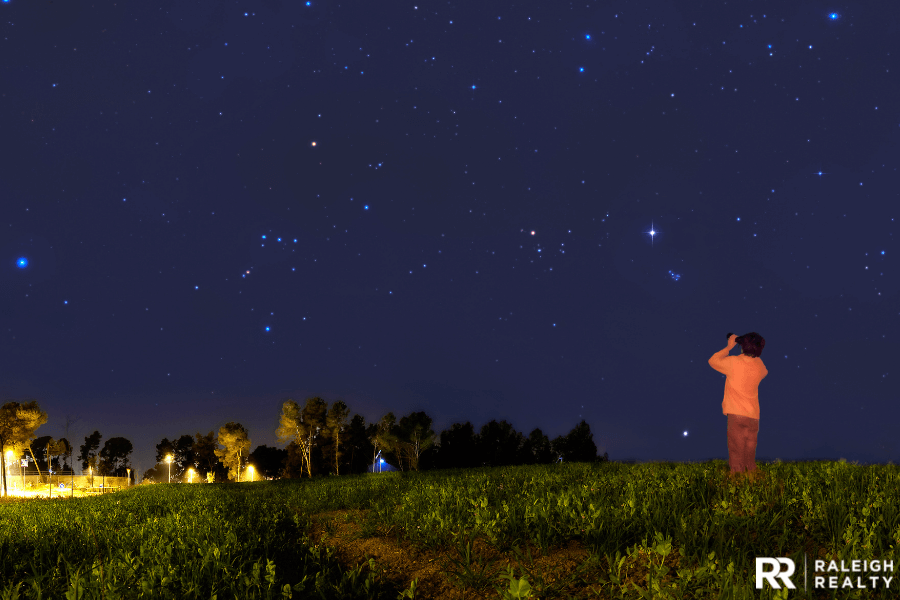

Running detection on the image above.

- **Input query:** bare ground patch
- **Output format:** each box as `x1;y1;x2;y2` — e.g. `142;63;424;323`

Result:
303;508;696;599
302;473;837;599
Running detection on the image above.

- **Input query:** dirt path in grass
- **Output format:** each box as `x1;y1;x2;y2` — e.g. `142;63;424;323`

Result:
304;473;842;599
306;508;612;599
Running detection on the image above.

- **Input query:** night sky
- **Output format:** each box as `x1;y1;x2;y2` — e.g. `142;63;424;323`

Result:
2;0;897;476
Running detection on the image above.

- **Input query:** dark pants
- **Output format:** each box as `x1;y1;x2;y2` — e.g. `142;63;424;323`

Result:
727;413;759;474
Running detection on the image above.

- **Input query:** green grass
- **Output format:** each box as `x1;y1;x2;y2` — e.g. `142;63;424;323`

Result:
0;459;897;599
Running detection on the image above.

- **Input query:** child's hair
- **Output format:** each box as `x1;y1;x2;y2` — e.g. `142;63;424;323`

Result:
737;332;765;357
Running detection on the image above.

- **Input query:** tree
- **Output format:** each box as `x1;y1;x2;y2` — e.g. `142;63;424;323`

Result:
0;401;48;497
142;464;166;483
52;438;72;471
477;420;525;467
282;441;305;478
30;435;70;478
99;437;133;476
214;422;250;481
79;431;102;472
520;428;553;465
193;431;221;479
31;435;54;472
437;422;478;469
155;437;174;464
368;412;399;470
552;420;599;462
248;445;287;479
324;400;350;475
395;411;436;472
345;414;374;474
276;397;327;478
155;435;195;480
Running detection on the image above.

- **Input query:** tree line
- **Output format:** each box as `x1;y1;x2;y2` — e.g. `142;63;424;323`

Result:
145;397;608;482
269;397;608;477
0;398;608;493
0;401;137;496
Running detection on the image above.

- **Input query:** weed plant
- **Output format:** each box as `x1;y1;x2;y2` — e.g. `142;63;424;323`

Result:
0;459;897;599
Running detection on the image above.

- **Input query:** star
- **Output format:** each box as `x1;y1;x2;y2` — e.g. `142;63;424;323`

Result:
645;221;658;247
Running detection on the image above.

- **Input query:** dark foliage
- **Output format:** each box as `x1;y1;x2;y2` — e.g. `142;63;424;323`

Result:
155;434;196;480
477;420;525;467
79;430;102;471
248;444;287;479
344;414;375;474
520;428;554;465
98;436;134;477
436;421;479;469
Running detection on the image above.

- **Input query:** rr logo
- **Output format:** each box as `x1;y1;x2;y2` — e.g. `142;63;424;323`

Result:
757;558;797;589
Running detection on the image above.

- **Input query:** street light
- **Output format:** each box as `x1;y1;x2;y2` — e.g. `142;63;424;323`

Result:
247;465;254;482
166;454;173;483
187;468;194;484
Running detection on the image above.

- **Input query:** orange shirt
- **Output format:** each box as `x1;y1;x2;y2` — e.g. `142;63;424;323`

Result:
708;348;768;420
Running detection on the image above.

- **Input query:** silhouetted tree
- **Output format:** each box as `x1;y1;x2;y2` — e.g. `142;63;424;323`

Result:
142;464;166;483
32;437;71;472
282;441;305;478
477;420;525;467
193;431;222;479
31;435;54;472
155;438;175;477
395;411;436;472
418;439;439;470
174;435;195;478
519;428;554;464
79;430;102;472
437;422;479;469
323;400;350;475
99;437;133;476
345;414;374;474
53;438;72;471
249;444;287;479
155;434;195;480
552;420;599;462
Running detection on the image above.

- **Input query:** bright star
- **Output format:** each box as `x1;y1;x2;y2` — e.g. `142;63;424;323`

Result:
645;221;658;247
16;257;28;268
